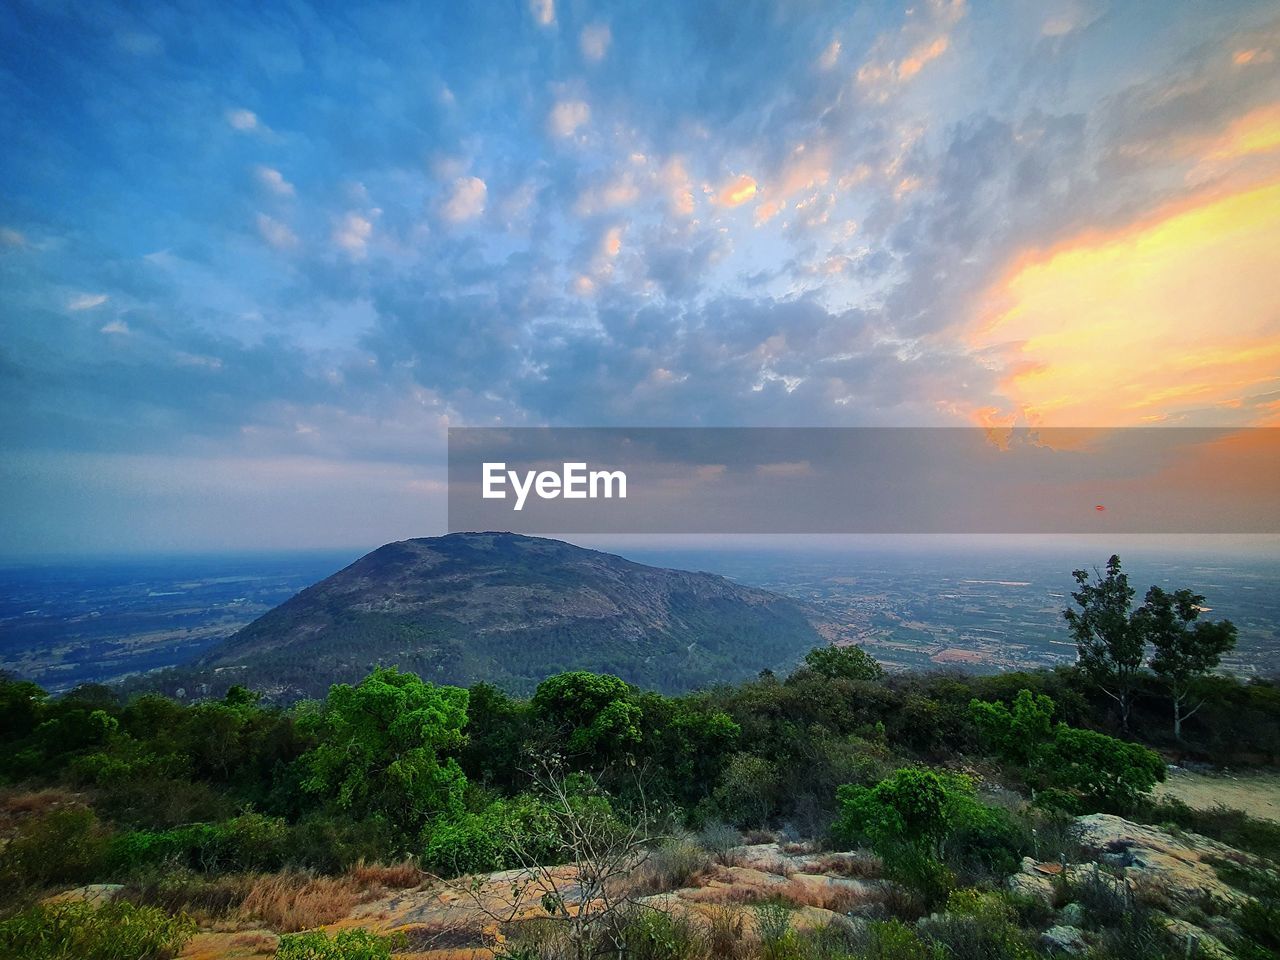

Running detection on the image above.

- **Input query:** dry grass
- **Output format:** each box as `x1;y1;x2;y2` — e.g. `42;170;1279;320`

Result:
706;906;751;959
348;859;423;890
781;877;873;913
238;871;366;932
619;840;714;897
0;787;86;831
796;852;881;880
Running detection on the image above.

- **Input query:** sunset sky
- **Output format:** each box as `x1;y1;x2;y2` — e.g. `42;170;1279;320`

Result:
1;0;1278;554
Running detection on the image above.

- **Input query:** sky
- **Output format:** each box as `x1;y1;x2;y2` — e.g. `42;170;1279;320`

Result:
1;0;1278;556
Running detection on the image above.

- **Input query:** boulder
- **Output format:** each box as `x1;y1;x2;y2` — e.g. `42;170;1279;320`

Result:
1039;924;1088;955
1072;814;1253;911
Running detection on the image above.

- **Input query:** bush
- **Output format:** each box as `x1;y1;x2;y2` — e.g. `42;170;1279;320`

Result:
636;838;712;894
752;899;793;960
916;888;1036;960
109;813;289;874
0;805;112;894
423;811;504;876
695;820;741;865
275;928;401;960
613;908;706;960
0;899;195;960
850;918;936;960
424;794;561;877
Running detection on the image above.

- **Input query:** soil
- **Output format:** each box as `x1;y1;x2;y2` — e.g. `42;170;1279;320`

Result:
1155;768;1280;823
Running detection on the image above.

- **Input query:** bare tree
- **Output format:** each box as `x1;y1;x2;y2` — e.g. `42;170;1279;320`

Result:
439;756;666;960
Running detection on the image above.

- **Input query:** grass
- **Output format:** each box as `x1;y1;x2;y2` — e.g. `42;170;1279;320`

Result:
238;871;367;932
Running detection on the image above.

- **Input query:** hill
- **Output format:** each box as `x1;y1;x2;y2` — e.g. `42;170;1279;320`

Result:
187;532;826;698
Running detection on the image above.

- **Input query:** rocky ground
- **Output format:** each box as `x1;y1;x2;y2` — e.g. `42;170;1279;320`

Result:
45;814;1271;959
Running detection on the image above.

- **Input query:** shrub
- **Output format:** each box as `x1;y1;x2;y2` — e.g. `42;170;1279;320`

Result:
423;811;504;876
274;927;401;960
705;907;747;960
632;838;712;894
0;805;112;894
109;813;289;874
121;868;254;920
0;899;195;960
752;900;794;960
613;908;706;960
696;820;741;865
916;888;1035;960
423;794;561;877
851;918;936;960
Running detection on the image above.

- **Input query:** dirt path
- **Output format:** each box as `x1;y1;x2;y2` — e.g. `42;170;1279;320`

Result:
1155;769;1280;823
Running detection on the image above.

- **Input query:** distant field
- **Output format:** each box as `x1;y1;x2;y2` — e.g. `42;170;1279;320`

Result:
633;548;1280;679
3;545;1279;691
0;552;358;691
1156;770;1280;823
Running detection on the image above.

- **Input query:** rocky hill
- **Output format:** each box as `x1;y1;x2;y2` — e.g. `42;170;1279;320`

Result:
189;533;825;699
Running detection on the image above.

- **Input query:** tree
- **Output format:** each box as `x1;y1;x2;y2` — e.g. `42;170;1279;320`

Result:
299;668;468;842
1042;725;1165;812
1063;555;1145;732
970;688;1055;769
801;644;886;682
531;672;643;766
833;767;953;858
1141;586;1238;741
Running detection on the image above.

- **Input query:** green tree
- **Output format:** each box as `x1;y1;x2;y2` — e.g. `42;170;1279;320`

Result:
299;668;468;841
531;672;642;765
1063;555;1145;732
970;688;1055;769
1042;725;1165;812
1141;586;1238;741
801;644;886;682
834;767;953;858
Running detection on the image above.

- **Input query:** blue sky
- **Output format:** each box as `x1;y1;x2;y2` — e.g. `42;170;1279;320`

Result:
1;0;1278;554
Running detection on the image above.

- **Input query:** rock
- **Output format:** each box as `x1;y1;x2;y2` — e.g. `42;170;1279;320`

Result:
43;883;124;906
1008;871;1056;906
1072;814;1254;911
1039;925;1088;955
1057;902;1086;926
1163;918;1233;960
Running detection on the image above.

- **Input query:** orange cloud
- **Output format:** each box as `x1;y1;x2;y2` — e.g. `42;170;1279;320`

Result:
969;179;1280;427
716;174;758;207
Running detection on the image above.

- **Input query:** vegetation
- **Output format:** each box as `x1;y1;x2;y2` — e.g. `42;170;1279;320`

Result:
0;554;1275;957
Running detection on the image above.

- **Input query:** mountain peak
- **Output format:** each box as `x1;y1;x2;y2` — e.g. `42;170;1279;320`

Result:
193;534;822;699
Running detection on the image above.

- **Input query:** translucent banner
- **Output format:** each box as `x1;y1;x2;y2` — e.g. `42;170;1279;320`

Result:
447;427;1280;534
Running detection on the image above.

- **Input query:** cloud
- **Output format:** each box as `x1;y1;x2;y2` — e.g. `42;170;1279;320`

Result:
856;0;965;101
225;108;260;132
661;158;695;216
968;179;1280;427
68;293;109;311
529;0;555;27
100;320;130;335
256;213;299;249
715;174;758;207
575;171;641;215
333;212;374;256
549;99;591;138
0;227;25;247
601;225;623;258
440;176;488;223
255;166;295;196
580;24;611;62
817;39;841;70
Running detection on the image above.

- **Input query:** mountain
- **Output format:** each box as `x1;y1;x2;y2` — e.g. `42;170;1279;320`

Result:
188;532;826;699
